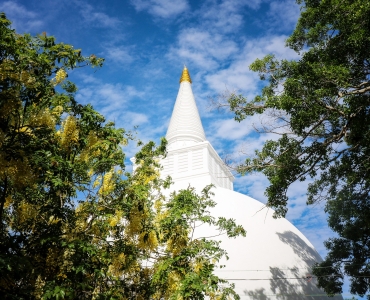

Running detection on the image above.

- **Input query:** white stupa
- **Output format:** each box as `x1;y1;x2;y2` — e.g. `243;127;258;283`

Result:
159;67;343;299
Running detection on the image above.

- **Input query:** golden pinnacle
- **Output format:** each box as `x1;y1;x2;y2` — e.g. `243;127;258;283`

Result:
179;66;192;84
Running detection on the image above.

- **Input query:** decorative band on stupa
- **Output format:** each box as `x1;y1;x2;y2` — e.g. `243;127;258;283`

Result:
179;65;192;83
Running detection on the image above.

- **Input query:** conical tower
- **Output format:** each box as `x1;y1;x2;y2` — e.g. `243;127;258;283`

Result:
166;66;206;149
161;67;234;191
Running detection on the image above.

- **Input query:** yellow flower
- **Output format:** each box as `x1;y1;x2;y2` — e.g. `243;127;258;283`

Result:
93;179;100;189
138;230;158;251
79;131;99;162
109;210;123;227
17;126;34;136
98;169;115;195
193;261;203;274
60;115;79;151
48;215;61;225
4;196;12;208
54;69;67;85
52;105;63;116
17;201;37;225
109;253;126;277
154;199;162;211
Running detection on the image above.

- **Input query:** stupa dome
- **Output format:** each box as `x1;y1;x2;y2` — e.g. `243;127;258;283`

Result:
159;67;343;299
195;186;343;299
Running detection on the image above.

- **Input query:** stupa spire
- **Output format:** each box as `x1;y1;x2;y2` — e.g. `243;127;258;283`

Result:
179;65;192;83
160;66;234;191
166;67;206;148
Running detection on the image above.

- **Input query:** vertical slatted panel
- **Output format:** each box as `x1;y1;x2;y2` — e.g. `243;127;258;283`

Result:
178;152;188;173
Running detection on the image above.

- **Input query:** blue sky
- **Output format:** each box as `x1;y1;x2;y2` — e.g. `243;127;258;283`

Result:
1;0;361;297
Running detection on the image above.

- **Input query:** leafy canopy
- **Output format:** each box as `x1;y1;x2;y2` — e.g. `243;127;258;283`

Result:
0;13;245;299
224;0;370;298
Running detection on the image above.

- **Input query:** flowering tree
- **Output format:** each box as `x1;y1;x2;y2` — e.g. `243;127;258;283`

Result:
0;13;245;299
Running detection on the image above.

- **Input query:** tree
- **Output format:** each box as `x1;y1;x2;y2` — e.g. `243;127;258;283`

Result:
0;13;245;299
222;0;370;298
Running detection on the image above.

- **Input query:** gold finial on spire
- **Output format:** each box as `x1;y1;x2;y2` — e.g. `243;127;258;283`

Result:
179;65;192;83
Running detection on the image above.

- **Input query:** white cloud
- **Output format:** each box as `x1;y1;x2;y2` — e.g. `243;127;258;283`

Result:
103;46;135;64
234;172;269;202
76;1;121;28
209;114;269;141
267;0;301;32
236;132;276;153
168;28;238;69
78;74;100;84
205;35;300;94
0;1;43;32
75;80;154;159
198;0;262;33
76;83;144;115
130;0;189;18
0;1;36;18
126;112;148;125
75;79;153;139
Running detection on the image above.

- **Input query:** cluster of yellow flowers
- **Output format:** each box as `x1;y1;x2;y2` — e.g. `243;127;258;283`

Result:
31;108;55;129
52;105;63;116
98;169;115;195
108;253;126;277
166;271;181;298
193;261;203;274
207;291;225;300
0;60;18;81
73;203;90;234
125;206;148;236
16;126;34;136
4;196;12;209
1;60;39;88
20;70;37;88
60;115;79;151
137;230;158;251
92;175;102;189
45;247;62;277
16;201;37;226
0;155;35;190
132;162;159;187
61;248;75;274
108;210;123;227
53;69;67;85
33;275;46;299
166;225;190;255
0;98;21;117
79;131;99;162
48;215;61;225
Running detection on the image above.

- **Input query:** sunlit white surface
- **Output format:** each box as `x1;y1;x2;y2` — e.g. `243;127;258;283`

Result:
192;186;343;299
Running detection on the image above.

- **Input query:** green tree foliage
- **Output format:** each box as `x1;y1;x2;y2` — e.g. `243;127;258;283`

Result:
0;14;245;299
223;0;370;298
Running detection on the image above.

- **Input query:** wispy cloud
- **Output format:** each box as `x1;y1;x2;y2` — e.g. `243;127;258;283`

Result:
76;82;144;118
210;116;263;141
102;46;135;64
205;35;299;94
267;0;301;32
0;1;43;32
197;0;262;33
168;28;238;69
130;0;189;19
76;1;121;28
